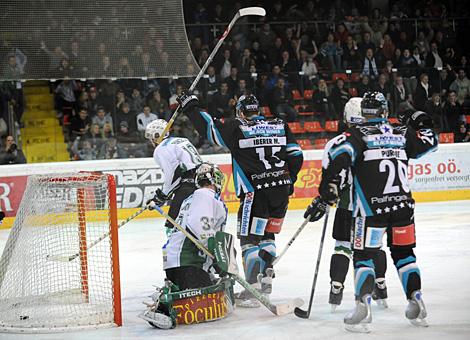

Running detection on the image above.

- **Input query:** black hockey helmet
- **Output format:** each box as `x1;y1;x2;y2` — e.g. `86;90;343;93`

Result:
361;91;389;120
236;94;259;118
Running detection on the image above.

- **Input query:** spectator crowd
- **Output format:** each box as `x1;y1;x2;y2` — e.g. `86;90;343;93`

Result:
1;0;470;162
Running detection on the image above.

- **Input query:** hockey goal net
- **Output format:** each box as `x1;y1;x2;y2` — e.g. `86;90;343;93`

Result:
0;172;121;332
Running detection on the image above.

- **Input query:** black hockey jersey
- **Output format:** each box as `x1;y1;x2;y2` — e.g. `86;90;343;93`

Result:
188;110;303;196
322;119;438;217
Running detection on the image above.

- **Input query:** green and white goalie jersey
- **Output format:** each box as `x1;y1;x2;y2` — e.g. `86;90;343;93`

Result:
162;187;228;270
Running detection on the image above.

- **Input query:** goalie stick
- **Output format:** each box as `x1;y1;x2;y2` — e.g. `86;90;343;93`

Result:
154;205;303;316
294;206;330;319
47;205;148;262
155;6;266;145
259;217;310;267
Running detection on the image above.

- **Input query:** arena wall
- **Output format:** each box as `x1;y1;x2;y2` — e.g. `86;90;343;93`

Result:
1;143;469;229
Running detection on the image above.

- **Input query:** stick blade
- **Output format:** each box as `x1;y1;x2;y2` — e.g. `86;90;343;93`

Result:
238;7;266;17
274;298;304;316
46;254;75;262
294;307;310;319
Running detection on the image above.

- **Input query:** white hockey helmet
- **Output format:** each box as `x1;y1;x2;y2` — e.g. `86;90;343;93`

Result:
195;162;225;193
343;97;364;125
145;119;168;146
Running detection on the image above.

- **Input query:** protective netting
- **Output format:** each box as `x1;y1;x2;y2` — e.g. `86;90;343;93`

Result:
0;172;120;332
0;0;200;80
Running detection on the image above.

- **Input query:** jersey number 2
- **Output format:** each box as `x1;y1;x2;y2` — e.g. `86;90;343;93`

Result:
256;147;285;170
379;160;410;194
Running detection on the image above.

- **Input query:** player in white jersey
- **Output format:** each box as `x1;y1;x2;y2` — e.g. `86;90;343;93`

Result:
145;119;203;230
140;163;232;329
163;163;228;281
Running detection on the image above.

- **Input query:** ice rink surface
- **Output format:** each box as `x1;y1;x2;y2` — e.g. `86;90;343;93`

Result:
0;200;469;340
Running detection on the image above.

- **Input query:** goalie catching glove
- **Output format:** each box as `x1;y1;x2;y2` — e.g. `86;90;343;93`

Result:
177;92;199;114
146;188;170;210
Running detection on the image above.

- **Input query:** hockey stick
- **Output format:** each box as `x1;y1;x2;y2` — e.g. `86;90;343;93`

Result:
154;205;303;316
259;217;310;267
47;206;148;262
155;6;266;145
294;206;330;319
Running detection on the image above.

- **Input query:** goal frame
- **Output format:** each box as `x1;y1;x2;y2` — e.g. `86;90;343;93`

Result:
0;172;122;332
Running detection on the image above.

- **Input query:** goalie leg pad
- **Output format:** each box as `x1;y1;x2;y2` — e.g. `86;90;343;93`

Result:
161;278;234;325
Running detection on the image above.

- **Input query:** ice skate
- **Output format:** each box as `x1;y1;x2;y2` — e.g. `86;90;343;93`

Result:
371;278;388;308
235;281;261;308
260;268;274;296
329;281;344;312
344;294;372;333
139;283;176;329
406;291;428;327
139;308;175;329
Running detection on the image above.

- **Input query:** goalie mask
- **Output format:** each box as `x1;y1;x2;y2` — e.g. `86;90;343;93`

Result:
236;94;259;118
145;119;168;146
195;163;224;193
361;92;389;120
343;97;364;125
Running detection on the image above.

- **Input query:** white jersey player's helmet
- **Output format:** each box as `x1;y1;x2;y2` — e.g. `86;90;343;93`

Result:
343;97;364;125
195;162;225;193
145;119;168;146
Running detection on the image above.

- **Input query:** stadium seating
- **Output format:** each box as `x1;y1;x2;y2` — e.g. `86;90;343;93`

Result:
288;122;306;134
325;120;339;132
303;90;314;100
292;90;303;101
314;138;329;149
260;106;273;117
439;133;454;143
297;138;313;150
332;73;348;82
304;121;324;133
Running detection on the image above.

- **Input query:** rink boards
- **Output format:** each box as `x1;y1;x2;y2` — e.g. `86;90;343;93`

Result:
1;143;469;229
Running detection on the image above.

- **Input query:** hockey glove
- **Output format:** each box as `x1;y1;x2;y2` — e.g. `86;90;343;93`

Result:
304;196;327;222
146;189;170;210
318;178;339;205
408;111;434;130
177;92;199;114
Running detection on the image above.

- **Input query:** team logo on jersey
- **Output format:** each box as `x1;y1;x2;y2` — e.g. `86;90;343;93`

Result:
239;123;285;137
365;134;406;148
379;124;392;134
